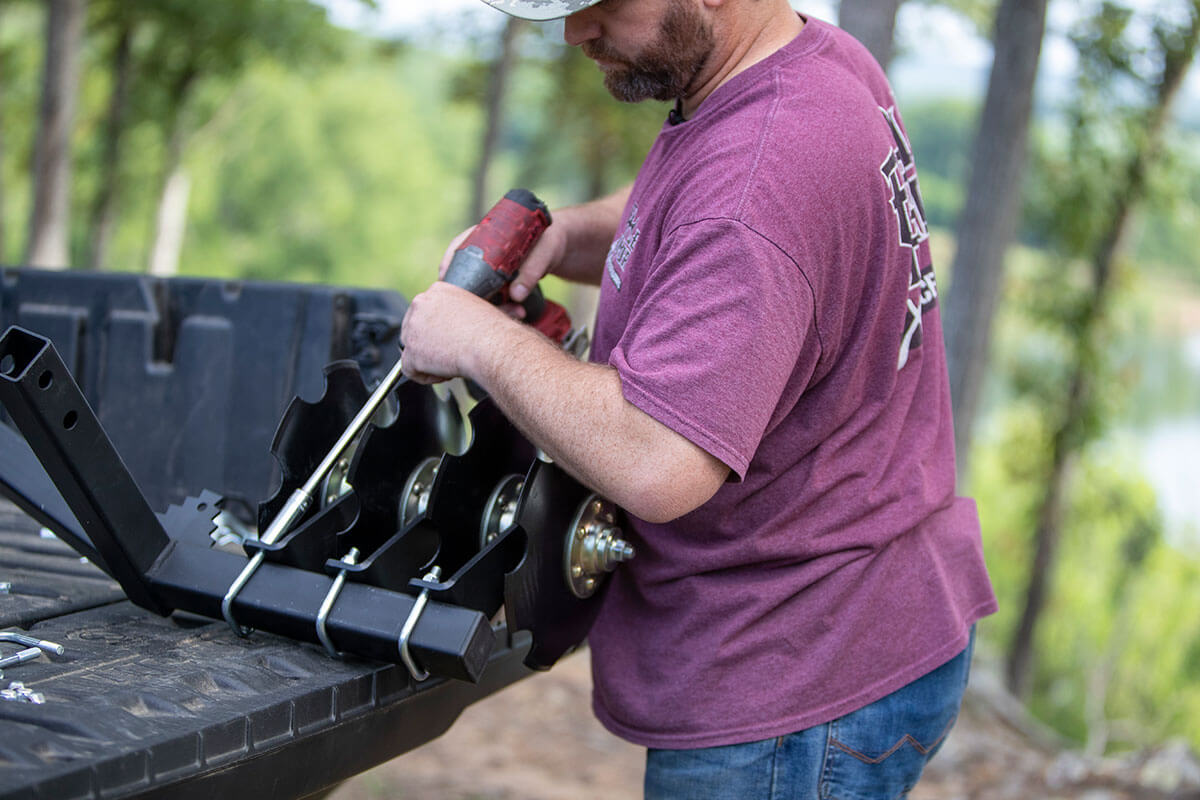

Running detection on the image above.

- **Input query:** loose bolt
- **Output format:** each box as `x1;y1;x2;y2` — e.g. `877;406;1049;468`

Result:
0;647;42;669
0;632;66;657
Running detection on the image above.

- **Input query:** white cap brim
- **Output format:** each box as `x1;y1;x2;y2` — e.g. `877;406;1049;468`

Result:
480;0;603;21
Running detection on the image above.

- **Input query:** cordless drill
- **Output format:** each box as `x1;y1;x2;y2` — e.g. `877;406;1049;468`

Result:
443;189;572;344
243;190;572;570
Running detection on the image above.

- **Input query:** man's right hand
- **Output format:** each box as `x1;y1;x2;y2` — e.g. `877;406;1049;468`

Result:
437;185;631;299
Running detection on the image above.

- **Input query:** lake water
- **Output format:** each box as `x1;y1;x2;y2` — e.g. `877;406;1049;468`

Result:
1139;418;1200;548
1137;331;1200;548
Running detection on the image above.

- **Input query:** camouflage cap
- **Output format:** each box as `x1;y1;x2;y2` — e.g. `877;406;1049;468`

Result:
480;0;605;21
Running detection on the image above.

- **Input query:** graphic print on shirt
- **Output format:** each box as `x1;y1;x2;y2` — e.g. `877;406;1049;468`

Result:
605;203;641;291
879;105;938;370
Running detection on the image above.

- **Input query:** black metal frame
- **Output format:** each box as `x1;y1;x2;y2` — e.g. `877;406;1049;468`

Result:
0;326;495;682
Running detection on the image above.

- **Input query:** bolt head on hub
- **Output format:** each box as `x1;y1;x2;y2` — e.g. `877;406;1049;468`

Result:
564;494;635;599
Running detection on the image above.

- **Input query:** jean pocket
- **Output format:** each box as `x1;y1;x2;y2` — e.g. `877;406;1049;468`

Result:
823;714;956;799
819;644;971;799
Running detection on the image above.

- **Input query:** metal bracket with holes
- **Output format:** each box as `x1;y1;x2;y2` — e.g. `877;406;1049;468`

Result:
0;321;633;683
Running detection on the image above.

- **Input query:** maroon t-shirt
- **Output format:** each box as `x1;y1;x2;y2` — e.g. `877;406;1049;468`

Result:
587;17;997;749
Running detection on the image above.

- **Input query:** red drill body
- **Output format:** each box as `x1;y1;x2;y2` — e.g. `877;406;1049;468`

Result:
444;190;551;299
443;190;572;344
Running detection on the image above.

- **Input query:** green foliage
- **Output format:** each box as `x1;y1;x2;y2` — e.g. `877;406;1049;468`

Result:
0;2;44;262
181;49;474;299
515;28;666;201
971;308;1200;751
84;0;346;138
429;19;666;225
902;99;978;229
989;0;1200;739
2;0;666;286
986;244;1146;446
1023;2;1200;272
2;0;362;270
971;223;1200;751
1130;132;1200;277
1026;455;1165;746
1024;124;1200;272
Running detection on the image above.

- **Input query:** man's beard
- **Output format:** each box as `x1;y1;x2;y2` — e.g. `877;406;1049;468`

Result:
581;1;714;103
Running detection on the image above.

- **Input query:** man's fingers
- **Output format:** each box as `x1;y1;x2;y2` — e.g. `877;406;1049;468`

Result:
496;301;527;320
443;215;564;298
508;229;562;301
400;283;504;384
406;370;447;385
399;344;449;384
508;255;546;302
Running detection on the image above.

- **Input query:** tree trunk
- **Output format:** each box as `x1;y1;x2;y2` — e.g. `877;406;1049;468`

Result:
1005;370;1081;700
1006;196;1134;700
942;0;1050;474
469;18;525;225
1004;4;1199;701
147;166;190;277
87;21;134;271
147;65;196;276
838;0;905;72
25;0;87;269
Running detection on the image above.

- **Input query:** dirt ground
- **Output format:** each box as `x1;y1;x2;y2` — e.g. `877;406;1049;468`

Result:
328;649;1200;800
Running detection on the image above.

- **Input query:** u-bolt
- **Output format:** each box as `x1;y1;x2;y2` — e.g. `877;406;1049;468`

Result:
315;548;361;658
0;632;65;657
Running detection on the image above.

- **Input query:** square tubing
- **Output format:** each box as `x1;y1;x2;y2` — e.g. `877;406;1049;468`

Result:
0;325;170;614
147;544;494;682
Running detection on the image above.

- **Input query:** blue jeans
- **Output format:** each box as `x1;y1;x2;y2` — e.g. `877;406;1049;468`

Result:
644;630;974;800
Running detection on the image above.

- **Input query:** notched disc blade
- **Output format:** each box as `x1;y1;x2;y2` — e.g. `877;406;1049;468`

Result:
348;378;445;547
506;459;606;670
426;397;536;575
258;360;370;529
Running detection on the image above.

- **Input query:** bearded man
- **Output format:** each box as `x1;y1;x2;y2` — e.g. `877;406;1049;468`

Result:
400;1;997;797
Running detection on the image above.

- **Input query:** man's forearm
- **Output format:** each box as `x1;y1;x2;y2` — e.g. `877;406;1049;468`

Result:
465;313;727;523
547;186;631;285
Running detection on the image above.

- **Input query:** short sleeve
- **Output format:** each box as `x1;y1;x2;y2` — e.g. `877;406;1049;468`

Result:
606;218;818;479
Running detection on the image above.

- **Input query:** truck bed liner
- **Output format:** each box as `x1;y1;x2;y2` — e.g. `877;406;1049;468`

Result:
0;501;534;800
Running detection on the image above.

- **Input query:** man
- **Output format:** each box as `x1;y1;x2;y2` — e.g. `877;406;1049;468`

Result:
400;0;997;796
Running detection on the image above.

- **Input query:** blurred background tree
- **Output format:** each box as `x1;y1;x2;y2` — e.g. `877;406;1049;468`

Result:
1;0;1198;763
943;0;1050;466
25;0;85;268
1004;0;1200;702
839;0;906;70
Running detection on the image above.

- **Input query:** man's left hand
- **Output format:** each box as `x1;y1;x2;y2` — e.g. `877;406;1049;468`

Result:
400;282;515;385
